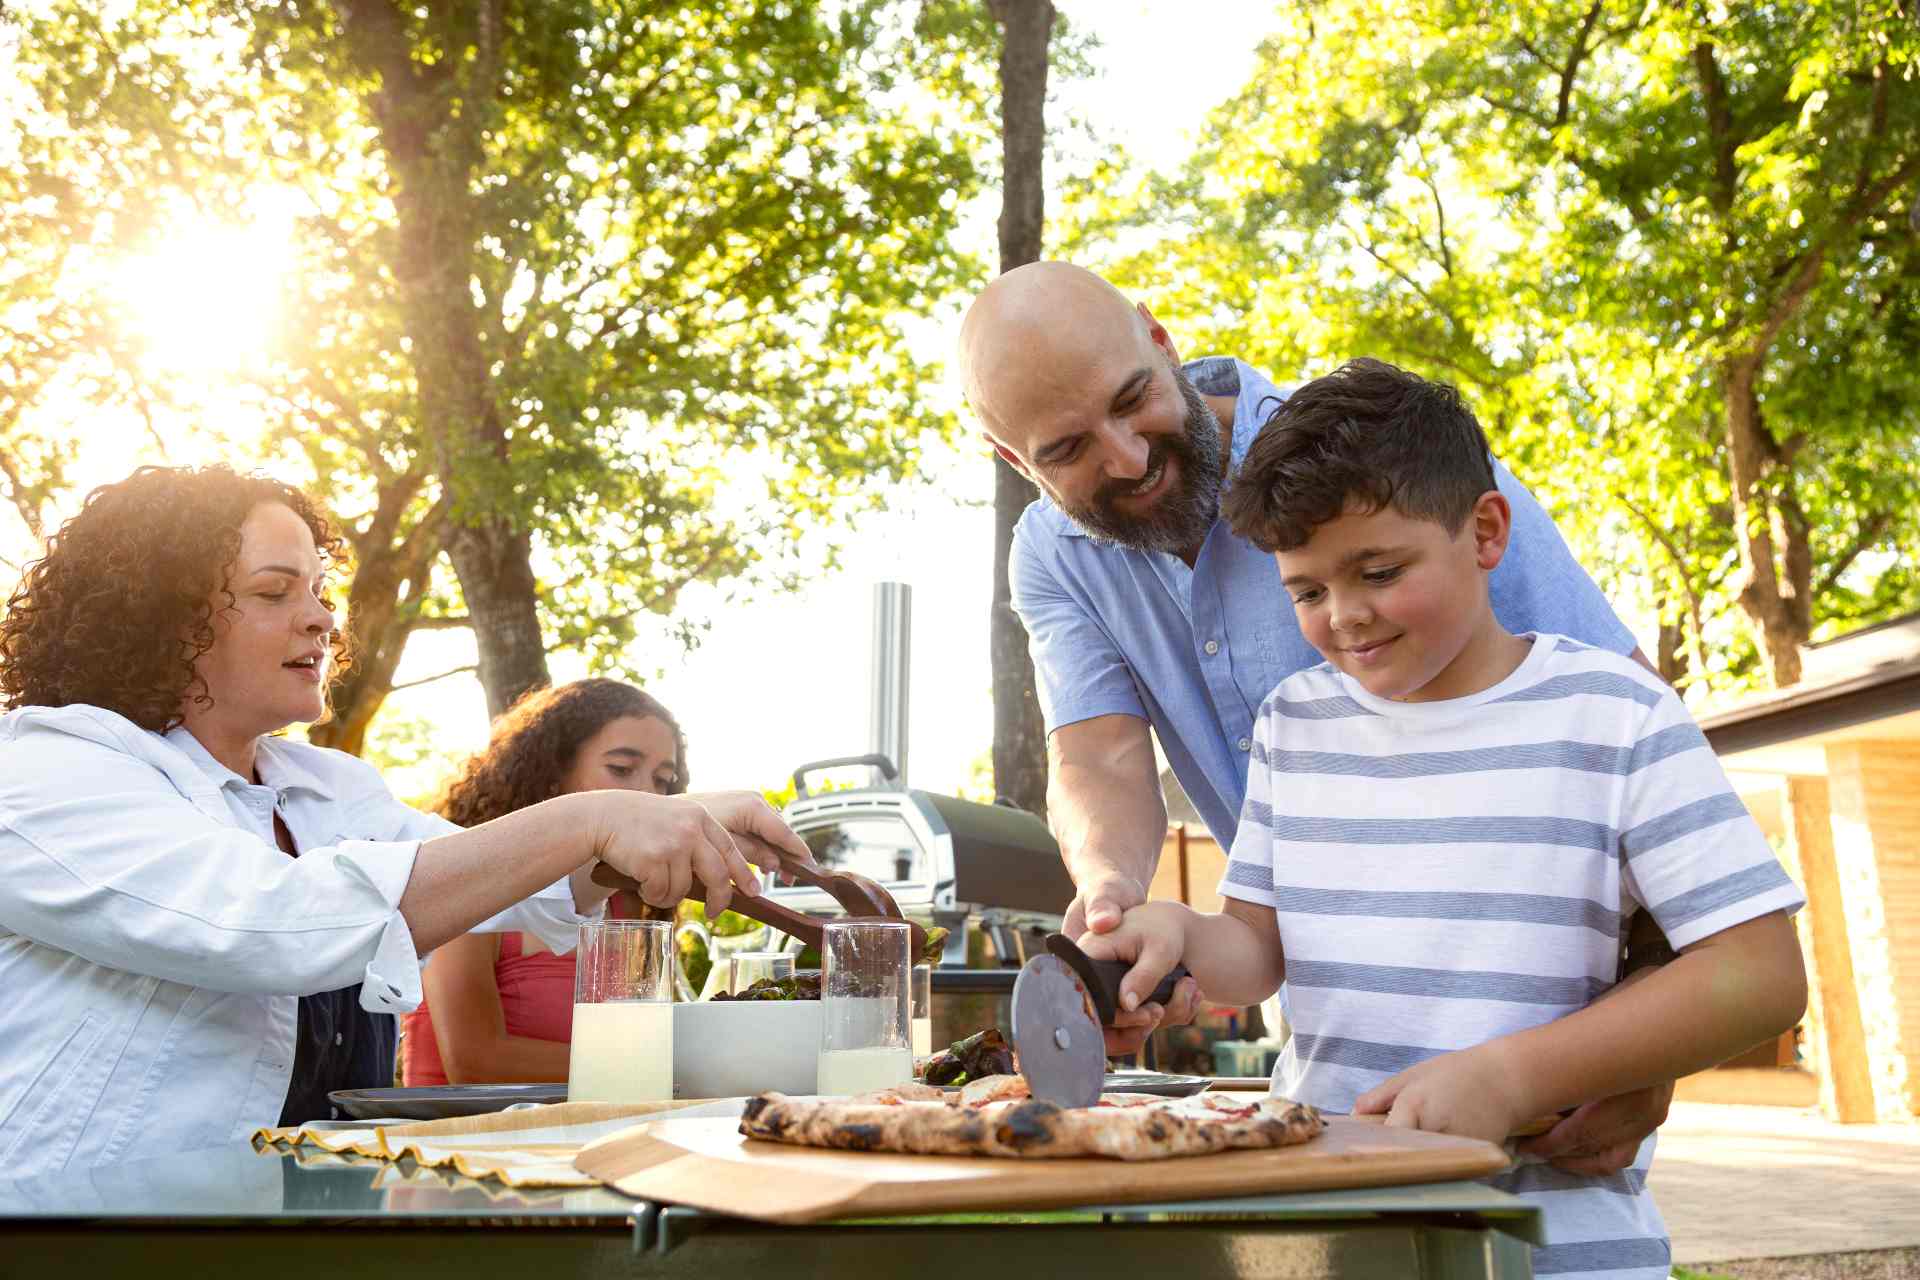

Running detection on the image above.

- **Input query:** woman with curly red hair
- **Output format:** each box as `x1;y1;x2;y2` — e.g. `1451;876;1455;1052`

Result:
0;465;802;1174
404;679;688;1085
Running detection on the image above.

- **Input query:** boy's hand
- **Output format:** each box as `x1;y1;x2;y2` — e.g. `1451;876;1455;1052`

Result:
1353;1043;1527;1147
1073;901;1193;1017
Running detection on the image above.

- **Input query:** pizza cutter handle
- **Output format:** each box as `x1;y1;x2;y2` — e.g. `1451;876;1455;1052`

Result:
1080;956;1190;1018
1044;932;1190;1025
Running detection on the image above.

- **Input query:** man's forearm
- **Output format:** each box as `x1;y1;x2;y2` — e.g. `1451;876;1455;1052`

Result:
1048;742;1166;893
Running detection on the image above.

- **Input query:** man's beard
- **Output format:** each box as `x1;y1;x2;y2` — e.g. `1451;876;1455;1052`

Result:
1059;363;1225;556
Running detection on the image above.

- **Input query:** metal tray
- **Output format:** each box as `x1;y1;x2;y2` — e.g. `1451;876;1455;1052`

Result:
1100;1071;1212;1098
329;1073;1214;1121
328;1083;567;1121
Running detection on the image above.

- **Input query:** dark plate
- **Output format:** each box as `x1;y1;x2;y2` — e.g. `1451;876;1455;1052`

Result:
1100;1071;1211;1098
327;1083;567;1122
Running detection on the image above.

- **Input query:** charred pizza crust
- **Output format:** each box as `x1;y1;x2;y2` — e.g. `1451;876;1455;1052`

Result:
738;1090;1323;1161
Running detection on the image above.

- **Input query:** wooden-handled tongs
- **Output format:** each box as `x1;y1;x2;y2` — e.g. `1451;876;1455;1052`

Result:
590;836;927;956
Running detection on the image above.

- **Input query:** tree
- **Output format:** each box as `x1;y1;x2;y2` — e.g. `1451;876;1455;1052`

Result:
985;0;1053;817
8;0;989;747
1068;0;1920;692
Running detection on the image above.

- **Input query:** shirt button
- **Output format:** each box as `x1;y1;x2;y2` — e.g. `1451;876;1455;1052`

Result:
1237;737;1252;751
1204;640;1220;655
334;1033;344;1047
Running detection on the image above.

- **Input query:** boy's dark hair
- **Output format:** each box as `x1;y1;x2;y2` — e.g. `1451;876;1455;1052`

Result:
1222;358;1496;553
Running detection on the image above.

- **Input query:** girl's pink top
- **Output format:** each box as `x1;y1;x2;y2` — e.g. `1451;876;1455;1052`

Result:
401;932;575;1086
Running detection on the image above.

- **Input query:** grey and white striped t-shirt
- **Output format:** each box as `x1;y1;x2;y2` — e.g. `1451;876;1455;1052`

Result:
1220;634;1804;1280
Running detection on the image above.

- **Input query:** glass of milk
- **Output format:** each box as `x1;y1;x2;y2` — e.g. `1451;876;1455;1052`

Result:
567;918;673;1103
816;920;913;1096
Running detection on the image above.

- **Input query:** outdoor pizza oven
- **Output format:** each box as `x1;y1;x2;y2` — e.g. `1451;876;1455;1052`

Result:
771;754;1074;967
758;581;1073;968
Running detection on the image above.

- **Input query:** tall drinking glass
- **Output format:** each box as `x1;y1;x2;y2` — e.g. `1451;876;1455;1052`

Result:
568;918;673;1103
728;950;795;996
911;963;933;1058
816;920;913;1095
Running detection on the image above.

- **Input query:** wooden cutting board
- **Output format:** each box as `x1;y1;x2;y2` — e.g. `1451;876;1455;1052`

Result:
573;1114;1510;1224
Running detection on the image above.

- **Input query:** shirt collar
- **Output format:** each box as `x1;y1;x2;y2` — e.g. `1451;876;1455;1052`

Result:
255;735;338;800
163;725;256;794
161;726;337;800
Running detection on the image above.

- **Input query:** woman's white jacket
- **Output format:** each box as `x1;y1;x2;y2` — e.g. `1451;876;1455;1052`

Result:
0;704;586;1177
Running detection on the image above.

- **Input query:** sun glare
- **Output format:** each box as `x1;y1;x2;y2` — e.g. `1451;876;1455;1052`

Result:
116;213;294;377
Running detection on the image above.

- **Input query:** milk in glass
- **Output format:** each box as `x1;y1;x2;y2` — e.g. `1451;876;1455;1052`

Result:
817;1045;915;1095
568;999;673;1103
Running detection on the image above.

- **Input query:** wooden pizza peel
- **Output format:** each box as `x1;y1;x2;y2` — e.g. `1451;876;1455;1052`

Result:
572;1113;1511;1225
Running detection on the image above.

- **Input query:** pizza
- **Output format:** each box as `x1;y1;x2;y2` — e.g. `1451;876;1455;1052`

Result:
738;1076;1323;1161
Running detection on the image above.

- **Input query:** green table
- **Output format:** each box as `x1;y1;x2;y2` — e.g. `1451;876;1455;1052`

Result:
0;1142;1541;1278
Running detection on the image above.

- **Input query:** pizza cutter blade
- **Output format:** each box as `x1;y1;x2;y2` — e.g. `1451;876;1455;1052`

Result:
1010;953;1107;1110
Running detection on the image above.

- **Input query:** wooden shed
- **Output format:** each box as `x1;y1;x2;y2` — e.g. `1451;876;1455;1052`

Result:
1703;612;1920;1124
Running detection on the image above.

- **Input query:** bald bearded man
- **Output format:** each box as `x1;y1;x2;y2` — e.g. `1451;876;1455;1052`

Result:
960;262;1675;1177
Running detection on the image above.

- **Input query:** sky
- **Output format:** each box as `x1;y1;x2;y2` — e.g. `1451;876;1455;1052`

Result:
367;0;1291;801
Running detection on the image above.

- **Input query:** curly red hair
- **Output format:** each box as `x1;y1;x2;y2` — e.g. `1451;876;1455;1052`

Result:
432;678;688;827
0;464;352;730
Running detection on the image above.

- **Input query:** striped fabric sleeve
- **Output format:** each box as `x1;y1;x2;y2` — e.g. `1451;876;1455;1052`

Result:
1619;684;1805;950
1218;699;1280;908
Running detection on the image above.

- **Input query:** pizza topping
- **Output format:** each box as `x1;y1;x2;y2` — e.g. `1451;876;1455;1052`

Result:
920;1028;1016;1087
957;1074;1031;1108
852;1082;947;1106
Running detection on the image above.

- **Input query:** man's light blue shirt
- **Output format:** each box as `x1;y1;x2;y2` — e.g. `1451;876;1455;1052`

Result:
1008;356;1637;846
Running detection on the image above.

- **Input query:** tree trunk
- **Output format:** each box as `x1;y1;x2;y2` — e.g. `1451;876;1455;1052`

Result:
337;0;550;725
1721;354;1810;686
1654;596;1689;690
307;495;448;754
309;564;419;759
985;0;1053;818
444;521;549;717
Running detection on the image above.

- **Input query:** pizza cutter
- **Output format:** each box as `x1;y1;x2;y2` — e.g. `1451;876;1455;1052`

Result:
1010;932;1190;1110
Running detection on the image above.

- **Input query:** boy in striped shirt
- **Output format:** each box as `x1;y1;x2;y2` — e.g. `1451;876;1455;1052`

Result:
1080;358;1807;1278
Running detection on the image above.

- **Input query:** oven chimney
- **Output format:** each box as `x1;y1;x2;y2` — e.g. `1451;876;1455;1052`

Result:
868;581;911;786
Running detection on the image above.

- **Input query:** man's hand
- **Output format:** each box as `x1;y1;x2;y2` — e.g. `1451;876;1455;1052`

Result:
1353;1043;1526;1147
1075;900;1203;1056
1515;1080;1673;1175
1063;869;1147;939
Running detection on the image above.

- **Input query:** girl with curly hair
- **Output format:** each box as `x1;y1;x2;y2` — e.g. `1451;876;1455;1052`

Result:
404;679;687;1085
0;466;802;1174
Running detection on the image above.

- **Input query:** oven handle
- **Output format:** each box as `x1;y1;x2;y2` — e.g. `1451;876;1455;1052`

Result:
790;754;900;798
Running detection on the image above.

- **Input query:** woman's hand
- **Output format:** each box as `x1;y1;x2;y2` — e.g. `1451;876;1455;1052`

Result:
685;789;815;876
588;789;808;918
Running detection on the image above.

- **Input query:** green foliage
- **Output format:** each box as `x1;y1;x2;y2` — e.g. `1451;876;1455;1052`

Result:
349;705;464;809
674;898;761;996
1065;0;1920;694
4;0;993;712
